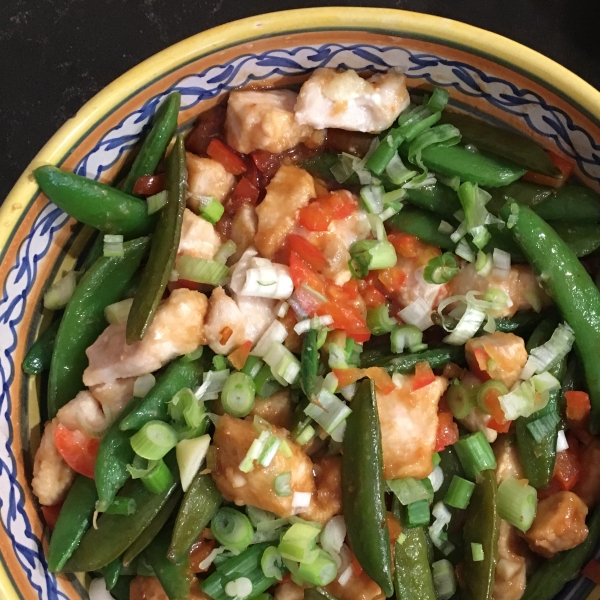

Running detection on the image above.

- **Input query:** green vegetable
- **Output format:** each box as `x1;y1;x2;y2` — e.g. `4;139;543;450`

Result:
300;328;319;399
404;183;461;221
399;499;431;529
501;203;600;433
548;222;600;257
367;304;398;335
423;253;459;284
254;363;283;399
211;507;254;553
462;470;500;600
304;588;340;600
103;558;122;591
47;475;98;572
389;207;455;250
342;379;393;597
221;371;256;417
497;476;538;532
127;135;187;342
139;459;174;494
535;185;600;223
454;432;497;480
22;318;60;375
444;475;475;509
47;236;149;418
120;92;181;195
360;345;465;372
131;421;178;461
33;166;156;237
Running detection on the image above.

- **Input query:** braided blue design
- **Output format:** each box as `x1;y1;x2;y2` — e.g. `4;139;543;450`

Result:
1;41;599;599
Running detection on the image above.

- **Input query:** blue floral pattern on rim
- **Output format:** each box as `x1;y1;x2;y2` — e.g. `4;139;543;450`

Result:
1;41;599;599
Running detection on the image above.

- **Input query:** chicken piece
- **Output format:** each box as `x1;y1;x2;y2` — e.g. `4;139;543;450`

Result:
211;415;315;517
229;203;258;263
295;67;410;133
130;576;211;600
83;288;207;386
525;491;589;557
395;262;449;310
250;389;294;429
327;547;383;600
225;89;323;154
448;263;550;318
466;331;528;389
494;436;524;484
32;419;76;506
377;373;448;479
178;208;221;260
573;439;600;508
204;286;246;355
300;455;343;525
56;390;110;437
232;293;277;344
255;165;316;259
493;520;528;600
89;376;136;418
186;153;235;212
274;581;305;600
460;408;498;443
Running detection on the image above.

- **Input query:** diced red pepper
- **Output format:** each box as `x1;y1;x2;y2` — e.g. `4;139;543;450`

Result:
434;411;459;452
565;390;591;422
298;200;332;232
206;139;248;175
377;267;407;295
345;327;372;343
350;551;364;576
554;440;581;491
41;503;63;531
298;192;357;231
250;149;283;177
413;362;436;391
363;367;395;394
360;282;387;309
333;367;366;390
388;232;422;259
467;347;493;382
168;279;201;292
132;174;165;196
54;425;100;479
228;340;252;371
289;252;327;297
226;176;260;215
481;386;511;433
522;150;574;188
317;301;367;337
287;234;328;271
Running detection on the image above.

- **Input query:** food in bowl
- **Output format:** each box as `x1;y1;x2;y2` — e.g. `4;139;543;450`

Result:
27;64;600;600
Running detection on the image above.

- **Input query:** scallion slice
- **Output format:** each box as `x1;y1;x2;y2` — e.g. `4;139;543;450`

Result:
199;197;225;224
181;346;204;363
471;542;484;562
146;190;167;215
304;389;352;436
211;507;254;552
443;306;486;346
278;523;320;564
366;304;397;335
401;499;430;528
408;124;461;170
453;431;497;479
261;546;285;580
388;477;432;505
349;239;397;278
432;559;457;600
258;434;282;468
221;372;256;418
297;549;338;587
391;324;426;354
444;475;475;509
423;253;459;285
446;380;474;419
360;184;385;214
130;420;178;461
274;472;292;497
385;153;417;185
239;430;270;473
175;254;229;285
214;239;237;264
476;380;509;414
497;476;538;532
241;355;264;379
103;234;124;258
140;459;173;494
43;270;78;310
427;87;450;112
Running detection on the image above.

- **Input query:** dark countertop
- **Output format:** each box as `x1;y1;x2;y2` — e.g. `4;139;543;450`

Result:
1;0;599;202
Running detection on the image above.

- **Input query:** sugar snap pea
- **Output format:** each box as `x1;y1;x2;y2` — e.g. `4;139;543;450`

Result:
47;236;149;418
120;353;210;431
22;318;60;375
126;135;187;343
300;328;319;399
47;475;97;572
168;472;222;563
360;345;465;372
487;181;553;214
534;185;600;223
342;379;393;597
121;92;181;195
103;558;122;591
34;166;156;238
109;576;134;600
549;222;600;257
404;183;462;221
501;203;600;433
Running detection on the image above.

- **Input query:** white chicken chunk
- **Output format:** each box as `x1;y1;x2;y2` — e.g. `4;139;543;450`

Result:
256;165;316;259
232;293;276;344
211;415;315;518
225;89;323;154
204;286;246;354
494;436;524;483
186;153;235;213
295;68;410;133
448;263;550;318
493;520;528;600
376;373;448;479
83;288;207;386
299;455;343;525
229;203;258;263
89;376;136;418
274;582;305;600
250;389;294;430
178;208;221;260
56;390;110;437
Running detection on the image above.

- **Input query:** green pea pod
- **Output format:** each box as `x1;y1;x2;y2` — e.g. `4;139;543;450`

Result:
440;112;561;178
47;475;98;572
404;183;462;221
95;396;143;512
500;203;600;433
122;487;182;567
63;456;179;572
486;181;553;214
109;576;134;600
463;470;500;600
47;236;149;418
22;318;60;375
549;223;600;257
342;379;393;597
120;354;210;431
360;345;465;372
103;558;122;591
168;472;222;563
144;526;193;600
522;504;600;600
535;185;600;223
127;135;187;343
300;328;319;400
33;166;156;238
78;231;105;272
391;497;436;600
121;92;181;195
433;446;465;504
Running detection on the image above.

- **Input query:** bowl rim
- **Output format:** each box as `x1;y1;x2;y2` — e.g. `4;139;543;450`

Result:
2;6;600;599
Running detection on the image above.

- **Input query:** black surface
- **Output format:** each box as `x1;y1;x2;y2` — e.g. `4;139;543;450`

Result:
1;0;599;202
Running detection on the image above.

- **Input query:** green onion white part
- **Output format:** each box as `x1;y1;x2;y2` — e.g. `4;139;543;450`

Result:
195;369;230;401
175;254;229;285
43;270;78;310
304;389;352;436
429;502;455;556
398;298;434;331
443;306;486;345
211;507;254;552
103;234;124;258
274;472;292;497
264;342;301;385
432;559;457;600
130;420;178;461
176;434;210;492
520;322;575;379
252;321;288;358
104;297;133;325
133;373;156;398
388;477;432;505
556;430;569;452
146;190;167;215
239;430;270;473
214;239;237;264
241;261;293;299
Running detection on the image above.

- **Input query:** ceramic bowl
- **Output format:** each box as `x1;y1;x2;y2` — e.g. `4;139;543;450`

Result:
2;8;600;600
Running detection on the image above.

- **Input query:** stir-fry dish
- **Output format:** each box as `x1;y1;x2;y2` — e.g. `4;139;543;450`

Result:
26;66;600;600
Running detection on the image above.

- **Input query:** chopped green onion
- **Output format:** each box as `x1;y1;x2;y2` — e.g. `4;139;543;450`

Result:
261;546;284;580
43;270;78;310
453;431;497;479
213;355;228;371
195;369;230;401
446;380;474;419
476;251;493;276
214;239;237;264
367;213;387;241
438;220;455;235
182;346;204;363
140;459;173;494
388;477;432;505
103;234;124;258
130;420;178;461
454;239;475;262
471;542;484;562
360;184;385;214
212;508;254;552
429;502;454;555
199;197;225;224
365;129;405;175
258;434;282;468
521;322;575;379
222;372;256;418
297;549;338;586
498;376;556;421
385;153;417;185
433;452;441;467
457;182;495;250
427;87;450;112
444;475;475;509
443;306;486;346
241;355;264;379
263;342;301;386
379;200;403;221
382;187;406;205
104;497;137;515
401;499;430;528
274;472;292;497
349;239;397;278
169;387;206;430
432;559;457;600
408;124;461;170
526;412;561;444
175;254;229;285
146;190;167;215
437;174;461;191
133;373;156;398
104;297;133;325
278;523;320;564
497;476;538;532
304;389;352;436
391;324;426;354
367;304;397;335
240;430;270;473
293;421;315;446
254;363;283;399
224;577;252;599
176;434;211;492
423;253;459;285
476;380;509;414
